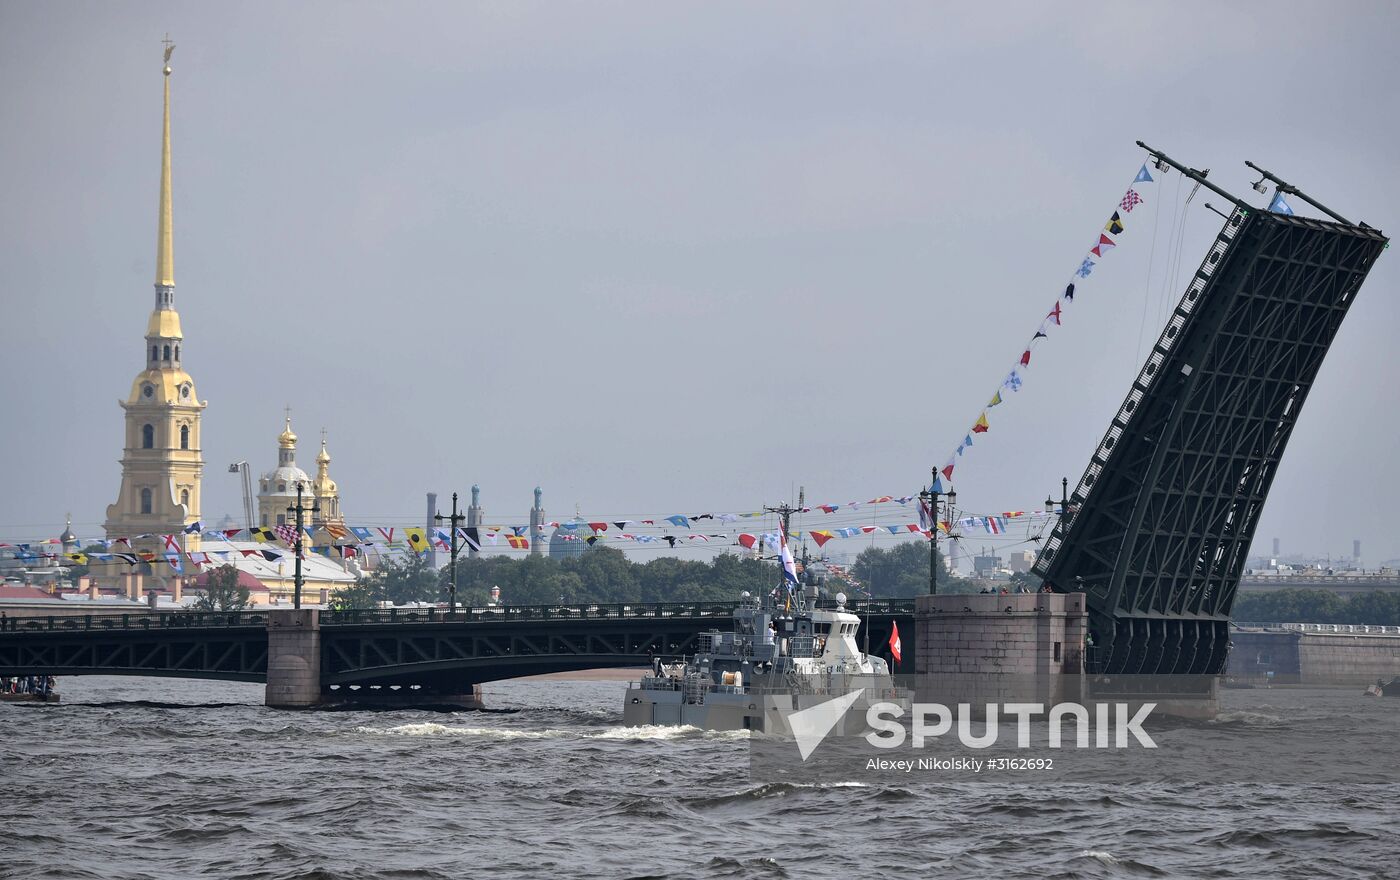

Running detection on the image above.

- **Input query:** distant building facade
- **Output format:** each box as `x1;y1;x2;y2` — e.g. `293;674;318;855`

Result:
103;58;204;570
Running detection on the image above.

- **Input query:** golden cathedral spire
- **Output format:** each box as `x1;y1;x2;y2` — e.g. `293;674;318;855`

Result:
155;35;175;289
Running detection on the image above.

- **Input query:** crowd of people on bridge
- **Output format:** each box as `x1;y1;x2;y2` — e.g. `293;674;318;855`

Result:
1;675;56;697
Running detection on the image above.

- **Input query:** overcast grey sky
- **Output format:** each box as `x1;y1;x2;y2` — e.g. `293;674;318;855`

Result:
2;2;1396;564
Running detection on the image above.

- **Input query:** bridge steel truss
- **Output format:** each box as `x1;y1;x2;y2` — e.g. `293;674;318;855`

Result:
1033;205;1387;675
320;612;911;690
0;621;268;681
0;606;914;688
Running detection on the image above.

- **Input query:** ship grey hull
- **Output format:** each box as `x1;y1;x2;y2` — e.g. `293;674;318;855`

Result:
624;679;903;735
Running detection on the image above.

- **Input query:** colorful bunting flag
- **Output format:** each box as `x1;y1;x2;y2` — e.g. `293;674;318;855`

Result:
972;413;989;434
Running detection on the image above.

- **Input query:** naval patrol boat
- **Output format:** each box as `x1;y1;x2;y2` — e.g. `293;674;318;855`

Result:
623;579;904;733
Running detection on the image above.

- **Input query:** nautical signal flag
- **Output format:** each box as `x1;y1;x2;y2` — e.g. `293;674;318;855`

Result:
1269;192;1295;215
810;531;835;548
1047;302;1062;325
1091;234;1116;258
506;535;529;550
1120;189;1143;212
779;534;800;586
889;621;902;665
972;413;990;433
249;527;276;543
1105;211;1124;235
405;528;428;553
1134;163;1154;183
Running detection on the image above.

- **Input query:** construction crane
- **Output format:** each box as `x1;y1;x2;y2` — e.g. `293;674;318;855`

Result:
228;461;254;533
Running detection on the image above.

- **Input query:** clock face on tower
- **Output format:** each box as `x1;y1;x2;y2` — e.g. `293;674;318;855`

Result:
180;385;190;399
142;384;155;399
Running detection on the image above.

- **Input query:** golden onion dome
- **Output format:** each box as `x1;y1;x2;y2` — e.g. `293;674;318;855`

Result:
278;416;298;449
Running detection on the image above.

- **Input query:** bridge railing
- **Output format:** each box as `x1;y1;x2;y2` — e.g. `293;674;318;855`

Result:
0;610;270;633
1233;621;1400;635
0;599;918;634
317;602;743;625
318;598;917;625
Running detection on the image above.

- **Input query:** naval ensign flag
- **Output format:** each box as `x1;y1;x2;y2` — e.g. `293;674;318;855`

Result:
889;621;902;666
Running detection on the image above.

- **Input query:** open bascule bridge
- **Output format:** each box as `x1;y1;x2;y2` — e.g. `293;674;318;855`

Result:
0;144;1388;707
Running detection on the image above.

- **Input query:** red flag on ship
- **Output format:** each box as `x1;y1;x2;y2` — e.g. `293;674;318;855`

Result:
889;621;902;666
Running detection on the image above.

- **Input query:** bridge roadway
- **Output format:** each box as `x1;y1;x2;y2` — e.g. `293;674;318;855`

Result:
0;601;913;699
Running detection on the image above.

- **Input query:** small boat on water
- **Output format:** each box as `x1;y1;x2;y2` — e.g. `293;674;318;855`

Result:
1364;677;1398;698
624;586;904;733
0;676;59;703
0;691;60;703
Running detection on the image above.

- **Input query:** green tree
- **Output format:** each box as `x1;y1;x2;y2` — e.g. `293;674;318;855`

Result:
1233;589;1400;625
364;555;443;605
851;541;974;597
329;579;378;610
192;564;251;611
1008;571;1042;593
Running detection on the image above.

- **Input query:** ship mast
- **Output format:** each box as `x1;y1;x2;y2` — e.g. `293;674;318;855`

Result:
765;487;805;610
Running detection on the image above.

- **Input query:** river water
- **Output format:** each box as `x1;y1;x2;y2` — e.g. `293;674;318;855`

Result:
2;676;1396;879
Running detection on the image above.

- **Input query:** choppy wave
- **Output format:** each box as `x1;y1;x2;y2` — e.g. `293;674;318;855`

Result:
353;721;752;742
354;722;566;739
5;676;1398;880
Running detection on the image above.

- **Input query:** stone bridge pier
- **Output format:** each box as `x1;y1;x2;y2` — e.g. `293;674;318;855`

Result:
265;609;483;710
265;609;322;708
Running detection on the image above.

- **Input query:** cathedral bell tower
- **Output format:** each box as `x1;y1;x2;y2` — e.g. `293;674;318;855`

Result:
103;42;206;562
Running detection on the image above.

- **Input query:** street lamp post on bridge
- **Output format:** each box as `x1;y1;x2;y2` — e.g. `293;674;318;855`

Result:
1044;476;1069;522
919;468;957;595
288;482;320;610
434;492;467;615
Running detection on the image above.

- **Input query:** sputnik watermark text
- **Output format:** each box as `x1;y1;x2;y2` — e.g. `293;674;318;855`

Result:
864;701;1158;749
